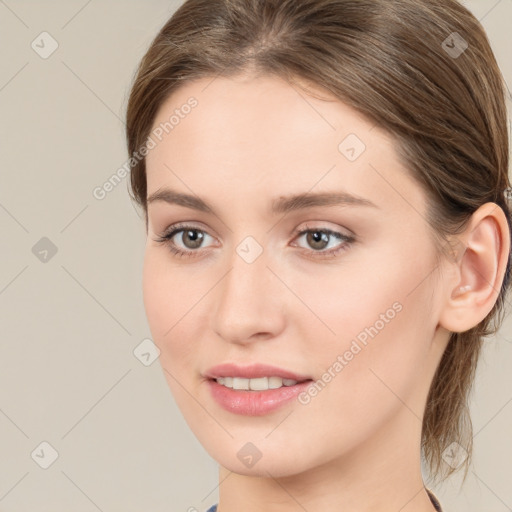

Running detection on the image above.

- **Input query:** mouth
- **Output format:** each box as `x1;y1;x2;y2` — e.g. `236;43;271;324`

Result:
203;363;314;416
204;362;312;382
206;377;313;416
211;376;311;391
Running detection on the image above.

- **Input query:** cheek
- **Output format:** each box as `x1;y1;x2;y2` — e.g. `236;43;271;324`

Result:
301;242;437;418
291;241;429;344
142;250;171;341
142;250;202;367
142;254;205;422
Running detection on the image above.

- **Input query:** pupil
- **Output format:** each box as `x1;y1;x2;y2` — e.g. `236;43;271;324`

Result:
184;230;203;248
309;231;328;250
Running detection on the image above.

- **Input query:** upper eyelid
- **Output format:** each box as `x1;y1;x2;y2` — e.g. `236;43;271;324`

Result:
164;223;215;239
162;223;348;237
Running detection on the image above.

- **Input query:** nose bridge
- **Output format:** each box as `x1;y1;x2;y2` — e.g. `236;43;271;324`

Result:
212;237;284;343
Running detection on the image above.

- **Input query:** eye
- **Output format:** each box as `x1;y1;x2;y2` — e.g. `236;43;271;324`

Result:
153;222;356;260
153;223;215;258
292;224;355;259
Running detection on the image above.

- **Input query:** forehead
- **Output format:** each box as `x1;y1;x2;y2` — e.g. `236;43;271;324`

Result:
144;74;422;217
148;73;384;153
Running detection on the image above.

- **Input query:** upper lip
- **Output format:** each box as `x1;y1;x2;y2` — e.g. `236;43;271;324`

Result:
204;363;312;382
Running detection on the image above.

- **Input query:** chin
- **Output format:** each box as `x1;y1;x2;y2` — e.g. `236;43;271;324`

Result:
200;437;316;478
221;456;309;478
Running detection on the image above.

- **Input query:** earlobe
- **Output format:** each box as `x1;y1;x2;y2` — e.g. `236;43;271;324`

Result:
439;202;510;333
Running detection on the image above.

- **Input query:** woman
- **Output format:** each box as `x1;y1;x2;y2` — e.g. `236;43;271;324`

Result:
125;0;511;510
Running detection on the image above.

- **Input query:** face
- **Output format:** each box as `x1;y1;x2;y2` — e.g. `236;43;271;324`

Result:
143;73;449;477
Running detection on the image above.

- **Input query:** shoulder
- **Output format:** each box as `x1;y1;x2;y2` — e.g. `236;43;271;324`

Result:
205;505;217;512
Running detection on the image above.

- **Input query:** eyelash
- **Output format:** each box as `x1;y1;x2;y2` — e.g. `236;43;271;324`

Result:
153;222;356;260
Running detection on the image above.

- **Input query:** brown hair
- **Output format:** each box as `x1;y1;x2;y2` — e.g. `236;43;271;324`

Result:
125;0;511;483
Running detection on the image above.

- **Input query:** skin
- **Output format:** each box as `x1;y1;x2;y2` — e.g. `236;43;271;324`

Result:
142;72;509;512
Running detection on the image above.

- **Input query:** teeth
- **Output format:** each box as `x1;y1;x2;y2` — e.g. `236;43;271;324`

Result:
215;376;299;390
268;376;283;389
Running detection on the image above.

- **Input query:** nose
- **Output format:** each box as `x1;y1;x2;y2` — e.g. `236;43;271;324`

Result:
211;244;287;345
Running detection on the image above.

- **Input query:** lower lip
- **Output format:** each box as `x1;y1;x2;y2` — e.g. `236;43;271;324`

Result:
207;379;313;416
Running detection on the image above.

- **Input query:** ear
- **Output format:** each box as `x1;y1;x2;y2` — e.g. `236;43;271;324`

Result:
439;202;510;333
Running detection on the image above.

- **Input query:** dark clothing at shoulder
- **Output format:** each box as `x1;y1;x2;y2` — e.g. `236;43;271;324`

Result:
205;489;443;512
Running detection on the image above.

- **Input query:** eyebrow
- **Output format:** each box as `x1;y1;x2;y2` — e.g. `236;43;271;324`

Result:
146;188;379;215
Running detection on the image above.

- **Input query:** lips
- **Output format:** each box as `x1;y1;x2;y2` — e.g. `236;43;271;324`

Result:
203;363;314;415
207;378;313;415
203;362;312;382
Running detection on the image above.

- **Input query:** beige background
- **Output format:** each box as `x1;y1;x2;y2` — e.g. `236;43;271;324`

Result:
0;1;511;511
